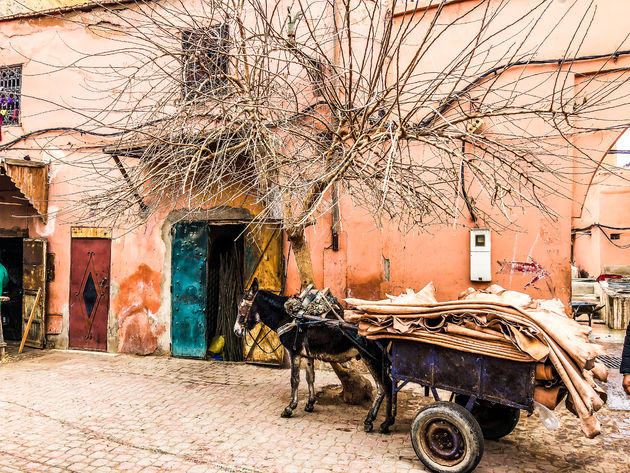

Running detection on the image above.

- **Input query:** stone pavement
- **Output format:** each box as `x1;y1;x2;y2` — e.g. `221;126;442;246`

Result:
0;350;628;473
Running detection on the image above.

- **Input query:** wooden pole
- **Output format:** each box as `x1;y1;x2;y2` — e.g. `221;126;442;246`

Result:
19;288;42;354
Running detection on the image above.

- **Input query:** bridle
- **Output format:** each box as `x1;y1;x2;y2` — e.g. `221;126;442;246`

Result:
237;293;283;354
238;298;254;326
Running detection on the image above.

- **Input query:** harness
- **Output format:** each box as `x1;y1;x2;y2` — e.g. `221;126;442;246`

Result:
240;288;379;360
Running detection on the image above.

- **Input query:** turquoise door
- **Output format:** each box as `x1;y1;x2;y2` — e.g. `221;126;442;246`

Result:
171;222;208;358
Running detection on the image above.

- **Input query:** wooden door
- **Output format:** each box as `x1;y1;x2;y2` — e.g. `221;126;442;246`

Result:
69;238;111;351
22;238;47;348
171;221;208;358
243;225;284;365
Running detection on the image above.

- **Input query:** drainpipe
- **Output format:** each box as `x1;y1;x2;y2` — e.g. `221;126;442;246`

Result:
330;0;342;252
331;182;340;251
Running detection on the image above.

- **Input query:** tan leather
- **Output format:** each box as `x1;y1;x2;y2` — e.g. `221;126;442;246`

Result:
535;364;555;381
591;362;609;382
346;287;607;438
534;385;565;410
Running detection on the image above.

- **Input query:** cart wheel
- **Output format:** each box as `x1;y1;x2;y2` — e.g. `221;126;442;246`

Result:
410;402;484;473
455;395;520;440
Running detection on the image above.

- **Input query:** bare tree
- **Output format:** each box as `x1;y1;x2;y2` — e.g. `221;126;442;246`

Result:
4;0;630;400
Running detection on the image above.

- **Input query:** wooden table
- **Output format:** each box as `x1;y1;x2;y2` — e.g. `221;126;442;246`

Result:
0;296;8;359
570;301;603;326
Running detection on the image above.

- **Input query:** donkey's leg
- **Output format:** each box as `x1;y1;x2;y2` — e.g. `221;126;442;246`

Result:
281;352;301;418
362;359;384;433
304;358;316;412
378;374;395;434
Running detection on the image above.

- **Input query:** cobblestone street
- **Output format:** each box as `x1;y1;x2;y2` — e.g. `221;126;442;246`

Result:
0;350;628;473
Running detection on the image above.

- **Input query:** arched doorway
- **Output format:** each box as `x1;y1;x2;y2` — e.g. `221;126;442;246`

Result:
169;208;284;364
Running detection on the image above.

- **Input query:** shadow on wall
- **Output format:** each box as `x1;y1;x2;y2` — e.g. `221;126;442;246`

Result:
114;264;165;355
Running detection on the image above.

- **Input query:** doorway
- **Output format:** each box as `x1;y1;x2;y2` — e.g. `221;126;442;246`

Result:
0;237;23;340
206;224;244;361
170;221;244;360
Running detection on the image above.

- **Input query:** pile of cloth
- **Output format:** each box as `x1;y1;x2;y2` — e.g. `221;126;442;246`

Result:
344;283;608;438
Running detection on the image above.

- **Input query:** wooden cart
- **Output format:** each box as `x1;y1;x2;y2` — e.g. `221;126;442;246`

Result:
389;339;536;473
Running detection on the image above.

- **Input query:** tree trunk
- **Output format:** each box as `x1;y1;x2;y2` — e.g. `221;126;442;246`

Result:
288;229;316;289
286;226;374;404
330;360;374;404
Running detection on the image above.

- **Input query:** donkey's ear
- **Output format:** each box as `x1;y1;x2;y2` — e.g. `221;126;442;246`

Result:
250;277;259;293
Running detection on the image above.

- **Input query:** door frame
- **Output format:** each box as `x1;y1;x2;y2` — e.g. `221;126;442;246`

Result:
164;207;284;361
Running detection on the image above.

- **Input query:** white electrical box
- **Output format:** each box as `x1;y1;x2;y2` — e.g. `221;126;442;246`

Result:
470;228;491;282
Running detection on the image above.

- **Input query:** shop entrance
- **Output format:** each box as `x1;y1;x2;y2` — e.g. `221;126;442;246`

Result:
0;237;23;341
0;237;48;348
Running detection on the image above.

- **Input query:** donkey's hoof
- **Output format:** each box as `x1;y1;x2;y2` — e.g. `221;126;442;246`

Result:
379;423;391;434
281;407;293;418
304;403;315;413
363;421;374;433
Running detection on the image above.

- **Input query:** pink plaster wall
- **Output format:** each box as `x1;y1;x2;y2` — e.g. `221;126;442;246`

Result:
284;193;572;304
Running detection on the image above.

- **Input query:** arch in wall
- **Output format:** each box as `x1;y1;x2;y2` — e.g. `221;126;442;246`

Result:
573;127;630;219
571;69;630;219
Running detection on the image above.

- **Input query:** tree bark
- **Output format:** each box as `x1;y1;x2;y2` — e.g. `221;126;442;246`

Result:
287;226;374;404
330;360;374;404
288;229;316;289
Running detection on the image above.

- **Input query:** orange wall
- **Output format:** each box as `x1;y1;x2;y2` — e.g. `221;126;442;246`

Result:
573;170;630;277
283;193;571;303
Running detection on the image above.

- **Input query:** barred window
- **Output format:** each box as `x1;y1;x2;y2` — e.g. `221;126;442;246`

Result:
182;25;229;100
0;65;21;126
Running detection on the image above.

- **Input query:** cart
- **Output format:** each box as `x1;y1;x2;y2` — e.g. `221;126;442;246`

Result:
389;339;536;473
285;303;536;473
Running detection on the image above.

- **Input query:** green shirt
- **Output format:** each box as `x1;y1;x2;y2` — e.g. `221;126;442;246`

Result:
0;263;8;297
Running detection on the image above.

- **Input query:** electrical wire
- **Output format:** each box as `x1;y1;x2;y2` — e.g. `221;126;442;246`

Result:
415;49;630;129
571;223;630;249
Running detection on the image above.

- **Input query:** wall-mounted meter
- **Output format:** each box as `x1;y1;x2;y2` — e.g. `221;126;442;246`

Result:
470;228;491;282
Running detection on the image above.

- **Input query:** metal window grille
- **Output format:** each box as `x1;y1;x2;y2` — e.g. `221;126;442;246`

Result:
0;65;21;126
182;25;229;100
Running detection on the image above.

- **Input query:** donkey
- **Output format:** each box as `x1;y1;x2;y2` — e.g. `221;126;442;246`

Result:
234;278;395;433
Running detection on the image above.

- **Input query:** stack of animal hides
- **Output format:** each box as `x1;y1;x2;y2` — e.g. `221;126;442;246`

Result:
344;283;608;438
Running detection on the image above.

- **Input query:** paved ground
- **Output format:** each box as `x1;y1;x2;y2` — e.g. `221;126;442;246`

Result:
591;325;630;411
0;348;628;473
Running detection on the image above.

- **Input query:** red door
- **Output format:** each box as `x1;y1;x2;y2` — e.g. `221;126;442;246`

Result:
69;238;111;351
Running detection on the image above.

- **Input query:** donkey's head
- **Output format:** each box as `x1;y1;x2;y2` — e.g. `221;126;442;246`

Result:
234;278;260;337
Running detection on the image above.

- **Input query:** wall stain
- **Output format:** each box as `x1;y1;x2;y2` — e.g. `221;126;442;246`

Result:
114;264;164;355
347;276;383;301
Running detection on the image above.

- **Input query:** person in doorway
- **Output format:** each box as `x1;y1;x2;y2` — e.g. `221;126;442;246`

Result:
0;258;8;329
0;259;8;299
622;320;630;395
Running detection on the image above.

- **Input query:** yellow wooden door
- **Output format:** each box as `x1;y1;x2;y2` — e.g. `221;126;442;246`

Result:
243;225;284;365
22;238;47;348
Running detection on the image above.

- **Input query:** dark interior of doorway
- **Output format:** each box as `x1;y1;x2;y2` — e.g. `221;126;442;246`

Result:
0;238;23;340
207;224;244;361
